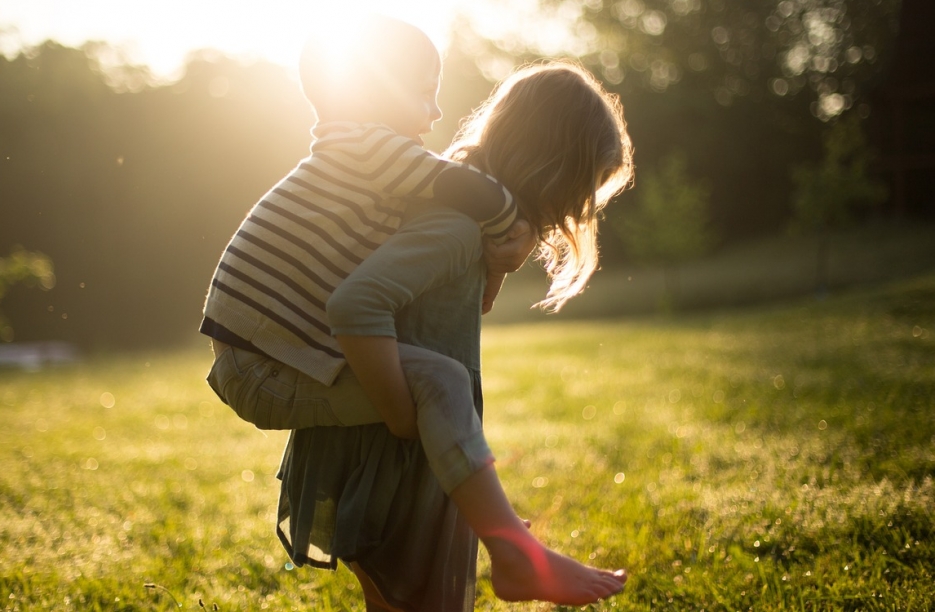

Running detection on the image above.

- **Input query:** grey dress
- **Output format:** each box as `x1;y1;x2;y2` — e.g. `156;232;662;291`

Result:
276;206;486;612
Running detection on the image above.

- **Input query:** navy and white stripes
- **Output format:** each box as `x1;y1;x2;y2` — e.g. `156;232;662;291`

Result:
202;122;515;385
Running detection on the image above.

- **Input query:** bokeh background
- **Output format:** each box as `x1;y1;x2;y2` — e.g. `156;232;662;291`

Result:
2;3;934;610
1;0;932;353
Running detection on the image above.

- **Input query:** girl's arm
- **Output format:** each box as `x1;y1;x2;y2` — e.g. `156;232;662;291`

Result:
327;208;483;439
335;335;419;439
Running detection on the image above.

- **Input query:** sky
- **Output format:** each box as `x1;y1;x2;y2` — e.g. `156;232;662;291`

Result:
0;0;479;80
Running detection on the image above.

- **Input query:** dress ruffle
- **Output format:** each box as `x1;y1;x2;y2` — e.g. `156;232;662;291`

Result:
277;375;483;612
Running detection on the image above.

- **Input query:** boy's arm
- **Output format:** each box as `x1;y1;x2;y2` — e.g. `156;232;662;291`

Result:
351;128;516;239
362;131;527;312
481;274;506;315
484;219;537;275
334;335;418;440
431;165;516;241
335;127;513;234
481;219;538;314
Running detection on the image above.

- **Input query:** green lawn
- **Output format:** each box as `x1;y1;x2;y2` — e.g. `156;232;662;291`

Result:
1;273;933;610
486;221;935;322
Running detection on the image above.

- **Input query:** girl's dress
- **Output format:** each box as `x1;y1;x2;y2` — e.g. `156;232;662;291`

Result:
276;207;486;612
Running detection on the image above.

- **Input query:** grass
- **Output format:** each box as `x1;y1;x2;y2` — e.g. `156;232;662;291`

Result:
486;220;935;322
1;272;934;610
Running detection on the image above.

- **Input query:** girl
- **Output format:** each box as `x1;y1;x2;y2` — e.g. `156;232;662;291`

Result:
278;61;635;611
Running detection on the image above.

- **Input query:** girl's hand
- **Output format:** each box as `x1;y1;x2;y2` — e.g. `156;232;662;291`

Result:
483;219;537;275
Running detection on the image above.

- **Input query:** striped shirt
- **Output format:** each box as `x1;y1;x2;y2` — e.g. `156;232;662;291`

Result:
200;122;516;385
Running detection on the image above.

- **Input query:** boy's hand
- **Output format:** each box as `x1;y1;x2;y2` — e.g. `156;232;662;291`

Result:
483;219;537;275
482;272;506;315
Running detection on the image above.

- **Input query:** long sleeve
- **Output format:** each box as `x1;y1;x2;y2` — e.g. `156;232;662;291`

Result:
432;166;516;243
326;208;483;338
313;123;516;241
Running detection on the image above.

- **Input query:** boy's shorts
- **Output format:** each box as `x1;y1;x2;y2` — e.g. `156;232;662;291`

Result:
207;341;381;429
206;340;493;492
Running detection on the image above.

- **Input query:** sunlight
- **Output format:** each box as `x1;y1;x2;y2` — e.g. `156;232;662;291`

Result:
0;0;463;80
246;1;458;77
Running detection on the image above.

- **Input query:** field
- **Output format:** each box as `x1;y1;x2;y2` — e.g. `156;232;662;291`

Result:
1;272;933;610
486;221;935;323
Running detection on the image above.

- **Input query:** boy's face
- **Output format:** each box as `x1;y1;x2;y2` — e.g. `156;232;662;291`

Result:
381;59;442;145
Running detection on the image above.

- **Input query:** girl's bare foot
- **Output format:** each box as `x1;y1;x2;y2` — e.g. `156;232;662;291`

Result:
485;531;627;605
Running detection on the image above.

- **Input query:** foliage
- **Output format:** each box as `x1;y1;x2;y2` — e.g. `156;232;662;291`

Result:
613;151;714;310
448;0;906;248
0;247;54;300
461;0;901;120
789;114;888;292
790;114;888;233
0;247;54;341
615;151;714;265
1;273;933;610
0;21;911;350
449;5;830;247
0;41;313;350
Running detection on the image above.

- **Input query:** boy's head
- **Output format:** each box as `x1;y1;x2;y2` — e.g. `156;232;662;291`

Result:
300;15;442;143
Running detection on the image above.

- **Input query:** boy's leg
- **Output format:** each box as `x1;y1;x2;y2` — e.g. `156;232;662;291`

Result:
396;345;628;606
206;342;382;429
449;464;628;605
396;343;493;494
207;340;491;494
211;342;627;605
206;340;480;434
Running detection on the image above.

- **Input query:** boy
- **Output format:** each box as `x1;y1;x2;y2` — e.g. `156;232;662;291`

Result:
202;15;528;456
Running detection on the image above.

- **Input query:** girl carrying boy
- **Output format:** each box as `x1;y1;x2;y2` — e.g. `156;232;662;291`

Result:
201;14;633;611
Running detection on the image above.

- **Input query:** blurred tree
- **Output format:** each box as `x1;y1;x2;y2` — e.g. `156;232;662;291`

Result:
789;114;888;292
0;248;55;342
0;41;312;350
460;0;901;119
449;0;903;243
614;151;714;309
0;5;911;348
868;0;935;218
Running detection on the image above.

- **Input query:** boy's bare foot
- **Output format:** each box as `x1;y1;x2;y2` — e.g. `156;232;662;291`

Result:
485;531;627;605
448;465;625;605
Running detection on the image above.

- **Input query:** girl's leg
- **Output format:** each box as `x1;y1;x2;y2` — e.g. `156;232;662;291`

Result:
449;465;628;606
349;562;406;612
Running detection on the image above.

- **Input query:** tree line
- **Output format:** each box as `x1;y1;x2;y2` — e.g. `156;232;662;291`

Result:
1;43;313;349
0;0;911;349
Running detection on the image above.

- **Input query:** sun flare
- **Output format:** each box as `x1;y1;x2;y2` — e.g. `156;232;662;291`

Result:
0;0;464;79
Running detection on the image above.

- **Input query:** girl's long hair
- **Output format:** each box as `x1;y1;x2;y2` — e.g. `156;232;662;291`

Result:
446;61;634;312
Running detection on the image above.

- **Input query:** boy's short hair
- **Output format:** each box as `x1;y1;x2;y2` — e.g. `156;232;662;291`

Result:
300;14;440;120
